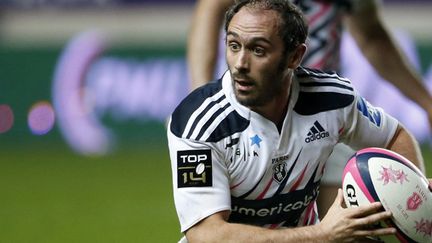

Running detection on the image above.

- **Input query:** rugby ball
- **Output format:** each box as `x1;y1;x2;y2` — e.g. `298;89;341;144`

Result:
342;147;431;243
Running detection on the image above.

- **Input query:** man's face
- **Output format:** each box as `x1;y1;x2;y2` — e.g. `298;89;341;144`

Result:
226;7;289;107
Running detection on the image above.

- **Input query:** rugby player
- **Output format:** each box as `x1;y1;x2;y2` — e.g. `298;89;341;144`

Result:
168;0;429;242
186;0;432;217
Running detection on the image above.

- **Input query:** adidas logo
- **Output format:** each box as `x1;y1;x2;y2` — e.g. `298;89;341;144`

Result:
305;121;329;143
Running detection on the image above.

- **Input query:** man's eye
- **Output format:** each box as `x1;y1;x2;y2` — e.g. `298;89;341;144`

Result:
253;47;265;56
229;42;240;51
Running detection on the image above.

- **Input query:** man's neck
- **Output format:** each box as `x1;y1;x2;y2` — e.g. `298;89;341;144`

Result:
251;81;292;132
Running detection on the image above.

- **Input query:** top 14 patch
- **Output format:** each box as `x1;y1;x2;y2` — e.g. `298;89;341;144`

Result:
177;149;212;188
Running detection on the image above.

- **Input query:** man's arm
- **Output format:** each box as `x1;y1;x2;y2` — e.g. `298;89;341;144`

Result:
186;210;325;243
386;124;426;173
185;194;395;243
187;0;233;90
345;0;432;127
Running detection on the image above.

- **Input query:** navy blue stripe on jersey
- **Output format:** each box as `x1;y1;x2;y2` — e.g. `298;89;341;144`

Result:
185;94;226;138
299;81;353;91
195;102;231;140
308;163;320;185
171;78;250;142
206;110;250;143
294;91;354;115
275;149;302;195
238;172;266;199
296;67;351;84
170;79;223;137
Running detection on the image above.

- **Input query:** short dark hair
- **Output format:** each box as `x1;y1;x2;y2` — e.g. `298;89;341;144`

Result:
224;0;308;54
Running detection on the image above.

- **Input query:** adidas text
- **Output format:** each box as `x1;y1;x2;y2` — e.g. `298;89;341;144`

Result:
305;131;329;143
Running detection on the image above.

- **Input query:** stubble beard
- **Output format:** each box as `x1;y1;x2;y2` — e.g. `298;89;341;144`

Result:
230;60;288;108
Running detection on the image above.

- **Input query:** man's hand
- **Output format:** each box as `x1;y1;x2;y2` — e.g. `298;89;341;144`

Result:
319;189;396;242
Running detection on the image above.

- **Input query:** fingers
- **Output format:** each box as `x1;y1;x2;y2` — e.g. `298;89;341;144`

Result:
349;211;396;240
351;226;397;238
345;201;383;218
354;210;392;227
326;194;397;241
334;188;344;207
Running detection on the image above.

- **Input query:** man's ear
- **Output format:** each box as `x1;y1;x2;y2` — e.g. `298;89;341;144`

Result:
287;43;307;69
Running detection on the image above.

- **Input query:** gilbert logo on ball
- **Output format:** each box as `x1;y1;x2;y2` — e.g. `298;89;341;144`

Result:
342;147;431;243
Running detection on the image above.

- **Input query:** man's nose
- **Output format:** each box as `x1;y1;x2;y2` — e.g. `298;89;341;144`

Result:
234;50;250;72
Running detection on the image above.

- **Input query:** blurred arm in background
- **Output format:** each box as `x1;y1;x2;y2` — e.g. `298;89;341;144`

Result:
187;0;232;89
346;0;432;127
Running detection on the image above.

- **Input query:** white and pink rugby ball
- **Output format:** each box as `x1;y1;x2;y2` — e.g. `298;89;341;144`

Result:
342;147;431;243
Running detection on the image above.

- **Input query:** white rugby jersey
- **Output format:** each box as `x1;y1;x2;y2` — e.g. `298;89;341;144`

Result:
167;67;398;232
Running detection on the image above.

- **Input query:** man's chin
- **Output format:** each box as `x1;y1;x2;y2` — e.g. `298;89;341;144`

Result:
235;95;259;107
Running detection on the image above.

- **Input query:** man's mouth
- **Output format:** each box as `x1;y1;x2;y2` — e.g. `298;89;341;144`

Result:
234;77;254;92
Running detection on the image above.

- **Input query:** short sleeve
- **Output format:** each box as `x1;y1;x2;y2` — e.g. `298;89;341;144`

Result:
167;119;232;232
340;89;398;150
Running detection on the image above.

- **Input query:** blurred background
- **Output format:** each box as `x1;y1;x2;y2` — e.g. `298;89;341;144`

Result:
0;0;431;242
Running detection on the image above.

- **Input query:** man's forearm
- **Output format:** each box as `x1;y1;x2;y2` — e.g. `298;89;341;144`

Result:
186;220;327;243
360;27;432;113
347;2;432;114
187;0;233;90
386;125;425;173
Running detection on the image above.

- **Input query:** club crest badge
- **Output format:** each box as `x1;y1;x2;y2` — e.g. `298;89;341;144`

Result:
407;192;423;211
273;161;287;183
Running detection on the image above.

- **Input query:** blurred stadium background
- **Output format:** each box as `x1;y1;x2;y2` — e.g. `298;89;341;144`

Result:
0;0;431;242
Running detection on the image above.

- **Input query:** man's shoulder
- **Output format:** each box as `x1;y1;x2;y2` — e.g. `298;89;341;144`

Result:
170;79;249;142
295;66;351;84
294;67;356;115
